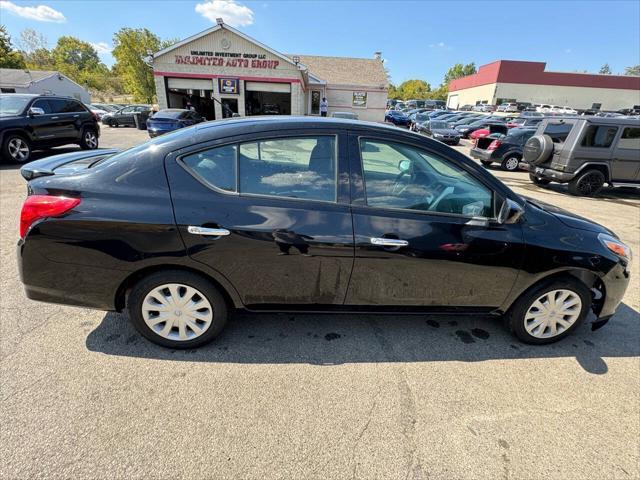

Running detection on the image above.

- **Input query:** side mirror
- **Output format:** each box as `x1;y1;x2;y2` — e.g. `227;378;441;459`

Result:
28;107;45;116
497;198;524;224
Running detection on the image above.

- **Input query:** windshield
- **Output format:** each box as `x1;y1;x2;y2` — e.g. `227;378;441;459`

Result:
0;95;31;116
430;121;447;129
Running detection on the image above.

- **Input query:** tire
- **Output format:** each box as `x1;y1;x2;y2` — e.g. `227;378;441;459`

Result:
127;270;228;349
529;173;551;186
506;277;591;345
523;134;554;165
480;160;493;167
501;155;521;171
568;169;605;196
2;134;31;164
109;119;118;128
79;128;99;150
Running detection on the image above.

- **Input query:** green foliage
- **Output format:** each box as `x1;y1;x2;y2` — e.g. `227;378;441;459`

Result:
599;63;612;75
443;63;476;85
624;65;640;76
112;28;162;103
0;25;26;69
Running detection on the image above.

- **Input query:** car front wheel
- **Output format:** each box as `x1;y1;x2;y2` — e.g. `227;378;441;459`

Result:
506;278;591;344
2;134;31;163
127;270;228;348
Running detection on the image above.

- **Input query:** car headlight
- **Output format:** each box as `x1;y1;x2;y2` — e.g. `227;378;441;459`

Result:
598;233;632;263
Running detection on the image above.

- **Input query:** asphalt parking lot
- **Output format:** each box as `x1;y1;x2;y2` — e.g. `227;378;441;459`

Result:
1;125;638;479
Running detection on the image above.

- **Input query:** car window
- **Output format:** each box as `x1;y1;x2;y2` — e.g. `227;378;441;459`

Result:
617;127;640;150
120;107;134;113
239;136;336;202
543;122;573;143
360;139;493;217
581;125;618;148
32;99;53;114
181;145;237;192
60;100;84;113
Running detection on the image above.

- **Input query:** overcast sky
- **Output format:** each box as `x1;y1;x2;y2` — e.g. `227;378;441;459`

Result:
2;0;639;86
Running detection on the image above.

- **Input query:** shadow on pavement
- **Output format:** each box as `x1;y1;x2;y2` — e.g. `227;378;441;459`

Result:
86;303;639;375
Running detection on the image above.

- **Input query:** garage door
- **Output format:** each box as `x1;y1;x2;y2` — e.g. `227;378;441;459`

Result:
167;77;213;90
447;95;459;110
245;82;291;93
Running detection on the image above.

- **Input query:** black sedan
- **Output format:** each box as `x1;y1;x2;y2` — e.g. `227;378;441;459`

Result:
102;104;151;127
18;117;631;348
417;120;461;145
470;127;536;171
147;109;204;137
384;109;411;126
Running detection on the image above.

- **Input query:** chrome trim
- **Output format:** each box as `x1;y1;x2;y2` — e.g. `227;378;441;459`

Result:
187;226;231;236
370;237;409;247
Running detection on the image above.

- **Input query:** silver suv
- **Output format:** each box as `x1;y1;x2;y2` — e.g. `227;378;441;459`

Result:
521;116;640;195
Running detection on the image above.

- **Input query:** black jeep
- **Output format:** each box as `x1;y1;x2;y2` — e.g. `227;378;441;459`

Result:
0;94;100;163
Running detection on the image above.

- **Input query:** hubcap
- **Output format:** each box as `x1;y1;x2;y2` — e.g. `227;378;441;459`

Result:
8;138;29;161
578;173;602;195
141;283;213;341
85;131;97;148
505;157;519;170
524;289;582;339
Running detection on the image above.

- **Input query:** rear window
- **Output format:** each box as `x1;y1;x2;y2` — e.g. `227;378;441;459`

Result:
618;127;640;150
581;125;618;148
543;122;573;143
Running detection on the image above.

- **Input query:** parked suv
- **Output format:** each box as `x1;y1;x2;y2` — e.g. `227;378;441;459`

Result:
522;117;640;195
0;94;100;163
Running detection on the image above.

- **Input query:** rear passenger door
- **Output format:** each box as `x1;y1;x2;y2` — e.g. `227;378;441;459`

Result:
611;126;640;182
166;130;355;307
48;98;82;141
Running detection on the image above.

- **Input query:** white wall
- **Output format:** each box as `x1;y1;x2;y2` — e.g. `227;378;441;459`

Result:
325;85;387;122
16;75;91;103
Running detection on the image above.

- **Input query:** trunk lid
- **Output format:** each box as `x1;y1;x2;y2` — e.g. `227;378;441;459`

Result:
20;149;119;181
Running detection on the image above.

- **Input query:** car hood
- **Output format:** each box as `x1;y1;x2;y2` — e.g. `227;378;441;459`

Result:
523;196;613;235
432;128;460;135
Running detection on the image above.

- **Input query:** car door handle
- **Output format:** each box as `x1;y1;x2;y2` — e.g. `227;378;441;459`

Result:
370;237;409;247
187;226;231;237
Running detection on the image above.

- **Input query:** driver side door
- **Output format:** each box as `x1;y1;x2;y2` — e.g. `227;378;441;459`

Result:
345;134;524;309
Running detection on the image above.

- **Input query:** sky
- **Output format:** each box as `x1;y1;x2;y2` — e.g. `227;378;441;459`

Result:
1;0;639;86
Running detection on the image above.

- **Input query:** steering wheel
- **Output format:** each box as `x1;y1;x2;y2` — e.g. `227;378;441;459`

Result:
391;170;411;195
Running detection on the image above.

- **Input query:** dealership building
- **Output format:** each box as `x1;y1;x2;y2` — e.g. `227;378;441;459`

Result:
447;60;640;111
152;20;388;122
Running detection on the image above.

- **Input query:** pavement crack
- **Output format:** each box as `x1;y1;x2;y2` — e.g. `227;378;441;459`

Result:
350;389;380;480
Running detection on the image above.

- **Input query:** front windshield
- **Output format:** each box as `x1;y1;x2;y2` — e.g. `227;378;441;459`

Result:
0;96;31;116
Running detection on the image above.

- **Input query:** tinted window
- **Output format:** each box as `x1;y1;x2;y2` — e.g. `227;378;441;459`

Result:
32;99;53;114
182;145;237;192
239;136;336;202
59;100;85;113
543;122;573;143
360;140;493;217
618;127;640;150
581;125;618;148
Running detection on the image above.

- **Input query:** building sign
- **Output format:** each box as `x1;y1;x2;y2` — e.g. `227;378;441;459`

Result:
175;51;280;69
353;91;367;107
218;78;239;94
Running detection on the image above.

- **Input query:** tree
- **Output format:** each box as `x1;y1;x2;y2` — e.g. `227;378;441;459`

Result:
52;36;101;72
0;25;26;69
599;63;612;74
19;28;48;53
624;65;640;76
396;79;431;100
443;63;476;85
112;28;163;103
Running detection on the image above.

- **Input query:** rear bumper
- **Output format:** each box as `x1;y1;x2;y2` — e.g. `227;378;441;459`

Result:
521;163;575;182
470;148;492;161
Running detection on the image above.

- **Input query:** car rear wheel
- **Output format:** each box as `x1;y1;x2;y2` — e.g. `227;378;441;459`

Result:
2;134;31;164
501;155;520;171
79;128;99;150
506;278;591;344
568;170;605;196
127;270;228;348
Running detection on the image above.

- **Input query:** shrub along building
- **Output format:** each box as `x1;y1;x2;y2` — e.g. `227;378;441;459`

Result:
446;60;640;111
152;19;388;122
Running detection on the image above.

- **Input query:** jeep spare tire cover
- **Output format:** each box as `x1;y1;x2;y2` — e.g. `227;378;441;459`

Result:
523;134;554;165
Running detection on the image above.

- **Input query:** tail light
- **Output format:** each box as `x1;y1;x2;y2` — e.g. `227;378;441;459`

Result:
487;140;502;151
20;195;81;239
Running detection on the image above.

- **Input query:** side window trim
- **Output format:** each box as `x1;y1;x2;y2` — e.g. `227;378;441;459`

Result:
356;135;499;220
